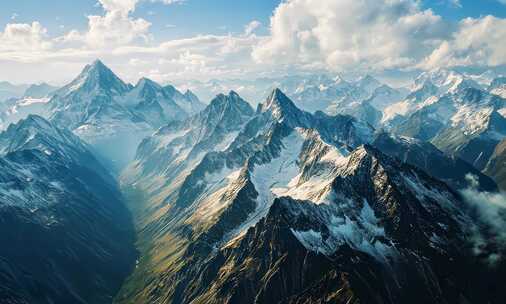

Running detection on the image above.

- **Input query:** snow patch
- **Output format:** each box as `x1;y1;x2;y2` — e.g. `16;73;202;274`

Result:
225;130;305;244
291;199;394;261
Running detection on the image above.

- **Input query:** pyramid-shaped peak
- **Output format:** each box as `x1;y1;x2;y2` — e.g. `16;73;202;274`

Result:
82;59;115;76
264;88;298;112
63;59;129;95
267;88;289;103
91;59;106;68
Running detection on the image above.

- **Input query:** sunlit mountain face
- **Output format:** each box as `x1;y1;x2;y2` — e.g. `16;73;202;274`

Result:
1;1;506;304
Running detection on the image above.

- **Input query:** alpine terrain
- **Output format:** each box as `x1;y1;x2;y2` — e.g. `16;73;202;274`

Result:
1;57;506;303
1;3;506;300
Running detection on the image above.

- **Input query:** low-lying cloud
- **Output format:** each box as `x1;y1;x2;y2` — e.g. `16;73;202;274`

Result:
461;174;506;265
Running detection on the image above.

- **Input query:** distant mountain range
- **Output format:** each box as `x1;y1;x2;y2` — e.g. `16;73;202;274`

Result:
0;81;29;101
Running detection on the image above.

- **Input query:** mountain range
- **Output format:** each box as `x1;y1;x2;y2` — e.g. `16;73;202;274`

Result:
116;87;506;304
0;60;505;304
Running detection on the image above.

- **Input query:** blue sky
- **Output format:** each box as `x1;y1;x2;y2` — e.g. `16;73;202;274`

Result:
0;0;505;85
0;0;279;39
1;0;505;39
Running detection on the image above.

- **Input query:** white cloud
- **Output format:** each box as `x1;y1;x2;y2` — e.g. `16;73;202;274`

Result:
244;20;261;36
460;174;506;265
66;0;187;49
1;0;505;85
0;22;52;52
58;0;151;49
98;0;138;14
85;11;151;48
252;0;449;73
421;15;506;69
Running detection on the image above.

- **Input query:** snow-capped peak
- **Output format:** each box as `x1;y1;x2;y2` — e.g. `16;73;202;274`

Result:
203;91;254;123
414;68;481;95
262;88;301;114
56;59;130;97
0;114;85;157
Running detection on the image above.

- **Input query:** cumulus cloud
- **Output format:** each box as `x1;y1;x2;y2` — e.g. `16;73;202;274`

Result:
252;0;450;72
421;16;506;69
461;174;506;265
0;22;52;52
98;0;138;14
1;0;506;84
60;0;152;49
85;11;151;48
60;0;186;49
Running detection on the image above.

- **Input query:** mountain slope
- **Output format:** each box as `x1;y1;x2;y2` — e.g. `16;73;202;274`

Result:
0;81;29;101
47;60;152;169
49;59;147;134
45;60;208;169
112;89;506;304
123;78;188;128
23;82;57;98
121;124;505;303
382;69;482;127
489;77;506;98
169;145;498;304
388;85;506;170
0;115;136;304
373;131;497;191
484;138;506;190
